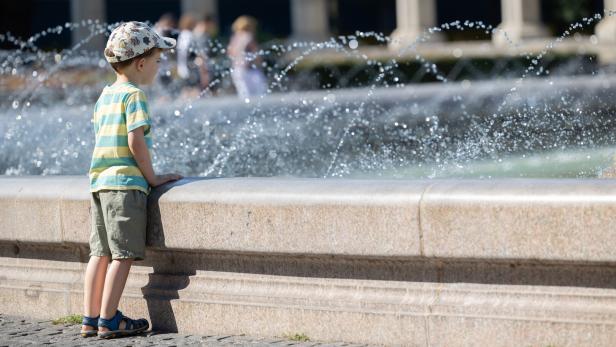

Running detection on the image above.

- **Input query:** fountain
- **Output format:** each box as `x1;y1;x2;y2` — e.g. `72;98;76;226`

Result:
1;14;615;179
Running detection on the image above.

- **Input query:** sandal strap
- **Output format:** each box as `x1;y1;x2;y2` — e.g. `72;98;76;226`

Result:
98;310;123;331
122;317;132;330
123;317;147;330
81;315;99;327
134;318;148;330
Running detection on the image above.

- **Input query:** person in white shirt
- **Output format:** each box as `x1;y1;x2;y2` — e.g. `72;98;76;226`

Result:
227;15;267;99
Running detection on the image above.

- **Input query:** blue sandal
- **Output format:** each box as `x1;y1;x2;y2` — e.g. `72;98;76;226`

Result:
98;310;149;339
80;315;99;337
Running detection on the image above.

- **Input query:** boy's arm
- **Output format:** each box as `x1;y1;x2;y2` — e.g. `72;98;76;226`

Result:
128;127;181;187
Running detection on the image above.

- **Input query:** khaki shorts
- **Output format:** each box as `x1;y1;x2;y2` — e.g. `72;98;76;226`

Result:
90;189;147;261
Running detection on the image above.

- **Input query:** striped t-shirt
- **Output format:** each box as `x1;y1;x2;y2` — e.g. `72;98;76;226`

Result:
89;82;153;195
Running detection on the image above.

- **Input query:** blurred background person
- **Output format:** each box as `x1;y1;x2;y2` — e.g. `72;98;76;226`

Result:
227;15;267;99
194;14;218;92
154;13;177;86
176;13;200;94
154;12;177;38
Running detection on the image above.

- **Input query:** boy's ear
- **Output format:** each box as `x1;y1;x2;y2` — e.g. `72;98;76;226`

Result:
136;57;146;71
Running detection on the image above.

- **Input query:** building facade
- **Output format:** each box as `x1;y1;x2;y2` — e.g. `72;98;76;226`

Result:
0;0;611;53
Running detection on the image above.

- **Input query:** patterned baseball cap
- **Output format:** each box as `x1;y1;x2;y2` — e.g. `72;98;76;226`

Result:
104;21;176;63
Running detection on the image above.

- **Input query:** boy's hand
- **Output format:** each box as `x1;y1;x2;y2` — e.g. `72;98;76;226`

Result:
152;173;183;187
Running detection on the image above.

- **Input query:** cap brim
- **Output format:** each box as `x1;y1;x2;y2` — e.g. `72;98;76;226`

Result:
158;37;176;49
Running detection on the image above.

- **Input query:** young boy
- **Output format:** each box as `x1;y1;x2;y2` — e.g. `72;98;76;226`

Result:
81;21;182;339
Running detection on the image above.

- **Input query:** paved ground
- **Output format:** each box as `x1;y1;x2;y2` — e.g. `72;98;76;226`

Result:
0;314;375;347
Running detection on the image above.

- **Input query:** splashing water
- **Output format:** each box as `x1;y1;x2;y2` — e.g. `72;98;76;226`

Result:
2;14;616;179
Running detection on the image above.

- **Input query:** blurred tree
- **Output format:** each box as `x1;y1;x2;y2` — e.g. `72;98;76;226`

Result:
556;0;591;23
541;0;602;35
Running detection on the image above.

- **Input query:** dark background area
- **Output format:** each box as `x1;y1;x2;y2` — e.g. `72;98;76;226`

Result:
0;0;608;50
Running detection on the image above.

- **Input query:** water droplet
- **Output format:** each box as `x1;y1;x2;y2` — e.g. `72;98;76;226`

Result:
12;100;19;109
174;110;181;116
349;39;358;49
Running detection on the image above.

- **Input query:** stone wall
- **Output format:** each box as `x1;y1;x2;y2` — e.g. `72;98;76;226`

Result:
1;176;615;345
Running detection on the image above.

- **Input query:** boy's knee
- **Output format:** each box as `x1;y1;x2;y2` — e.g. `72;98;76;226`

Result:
90;255;111;262
98;255;111;259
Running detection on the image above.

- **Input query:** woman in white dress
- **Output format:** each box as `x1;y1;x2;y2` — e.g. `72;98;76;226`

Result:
227;16;267;99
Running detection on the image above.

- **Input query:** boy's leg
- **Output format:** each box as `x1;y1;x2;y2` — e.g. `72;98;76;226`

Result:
84;191;112;332
99;258;134;331
82;255;110;331
97;190;147;332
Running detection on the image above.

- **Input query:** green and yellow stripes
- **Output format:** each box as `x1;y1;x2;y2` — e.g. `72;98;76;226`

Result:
95;135;152;148
90;168;149;194
90;157;138;170
89;82;153;195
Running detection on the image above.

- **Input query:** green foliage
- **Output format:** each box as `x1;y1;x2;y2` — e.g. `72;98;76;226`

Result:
555;0;591;24
52;314;82;325
283;332;310;341
544;0;595;34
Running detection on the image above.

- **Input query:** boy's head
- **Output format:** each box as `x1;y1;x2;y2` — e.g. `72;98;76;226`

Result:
104;21;176;84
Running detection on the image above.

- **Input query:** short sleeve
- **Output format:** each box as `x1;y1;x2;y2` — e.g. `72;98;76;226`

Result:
125;91;151;135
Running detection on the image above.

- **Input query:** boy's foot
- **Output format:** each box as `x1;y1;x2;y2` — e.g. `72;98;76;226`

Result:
80;315;99;337
98;310;149;339
80;325;97;337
